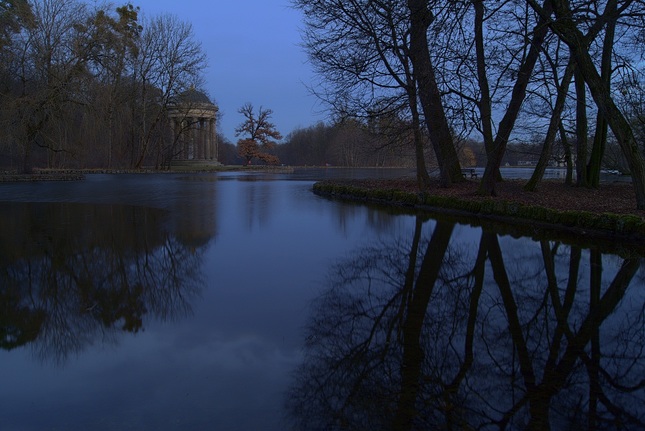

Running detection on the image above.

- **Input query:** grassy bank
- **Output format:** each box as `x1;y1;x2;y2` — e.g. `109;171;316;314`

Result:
313;180;645;252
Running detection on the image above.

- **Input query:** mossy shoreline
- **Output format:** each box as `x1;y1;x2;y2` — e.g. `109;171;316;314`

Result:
313;180;645;255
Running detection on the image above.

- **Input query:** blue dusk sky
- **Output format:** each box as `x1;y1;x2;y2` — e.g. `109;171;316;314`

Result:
132;0;326;143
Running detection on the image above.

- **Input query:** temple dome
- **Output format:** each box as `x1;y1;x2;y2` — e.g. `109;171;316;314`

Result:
177;87;214;105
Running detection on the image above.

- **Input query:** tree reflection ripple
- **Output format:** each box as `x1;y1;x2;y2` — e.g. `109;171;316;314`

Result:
0;202;204;364
286;217;645;430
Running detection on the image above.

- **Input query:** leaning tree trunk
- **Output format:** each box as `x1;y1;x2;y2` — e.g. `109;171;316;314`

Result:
392;221;455;431
407;0;463;187
526;58;575;191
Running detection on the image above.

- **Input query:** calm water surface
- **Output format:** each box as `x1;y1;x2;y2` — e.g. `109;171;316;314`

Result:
0;169;643;430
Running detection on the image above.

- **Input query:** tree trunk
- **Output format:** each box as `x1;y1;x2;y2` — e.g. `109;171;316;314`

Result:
588;250;602;430
559;123;574;184
489;232;552;429
473;0;501;182
413;120;432;193
22;140;33;174
526;58;575;191
393;221;454;431
408;88;432;192
478;0;553;196
575;66;589;187
407;0;462;187
587;1;615;188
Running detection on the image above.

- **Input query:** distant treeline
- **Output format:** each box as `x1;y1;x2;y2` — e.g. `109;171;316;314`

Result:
0;0;207;173
220;119;438;168
220;119;630;171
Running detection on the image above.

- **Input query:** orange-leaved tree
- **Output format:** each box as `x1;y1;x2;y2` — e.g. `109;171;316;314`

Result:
235;103;282;165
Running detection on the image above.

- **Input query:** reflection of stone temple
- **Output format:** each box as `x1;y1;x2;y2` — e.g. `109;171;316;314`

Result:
168;88;218;161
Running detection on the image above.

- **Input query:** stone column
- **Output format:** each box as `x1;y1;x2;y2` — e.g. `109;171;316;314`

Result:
174;119;182;159
188;118;197;160
198;118;206;159
210;118;217;161
183;119;190;159
170;118;177;158
204;118;211;160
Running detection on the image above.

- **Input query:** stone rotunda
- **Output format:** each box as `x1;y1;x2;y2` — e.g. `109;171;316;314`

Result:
167;88;218;161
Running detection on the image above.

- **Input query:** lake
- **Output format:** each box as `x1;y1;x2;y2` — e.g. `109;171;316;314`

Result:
1;169;643;430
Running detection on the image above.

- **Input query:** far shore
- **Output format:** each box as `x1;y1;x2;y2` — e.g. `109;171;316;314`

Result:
0;164;295;182
4;165;644;250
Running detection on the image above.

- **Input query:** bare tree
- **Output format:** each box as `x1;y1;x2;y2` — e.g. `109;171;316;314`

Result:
0;201;204;363
235;103;281;165
0;1;207;170
5;0;96;173
287;220;645;429
128;14;206;168
83;4;141;168
294;0;463;190
529;0;645;209
475;0;555;196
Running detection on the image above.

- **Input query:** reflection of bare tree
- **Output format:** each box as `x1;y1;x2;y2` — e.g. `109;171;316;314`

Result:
0;202;204;364
286;218;645;430
238;178;274;230
483;237;644;429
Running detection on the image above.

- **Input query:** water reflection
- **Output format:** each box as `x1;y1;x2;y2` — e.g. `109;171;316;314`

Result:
0;202;204;363
287;217;645;430
241;179;274;229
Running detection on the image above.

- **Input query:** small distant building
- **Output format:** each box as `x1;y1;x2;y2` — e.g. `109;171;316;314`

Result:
167;88;218;161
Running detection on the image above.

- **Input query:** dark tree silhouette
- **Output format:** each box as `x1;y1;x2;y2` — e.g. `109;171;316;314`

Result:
286;216;645;430
0;201;204;363
235;103;281;165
